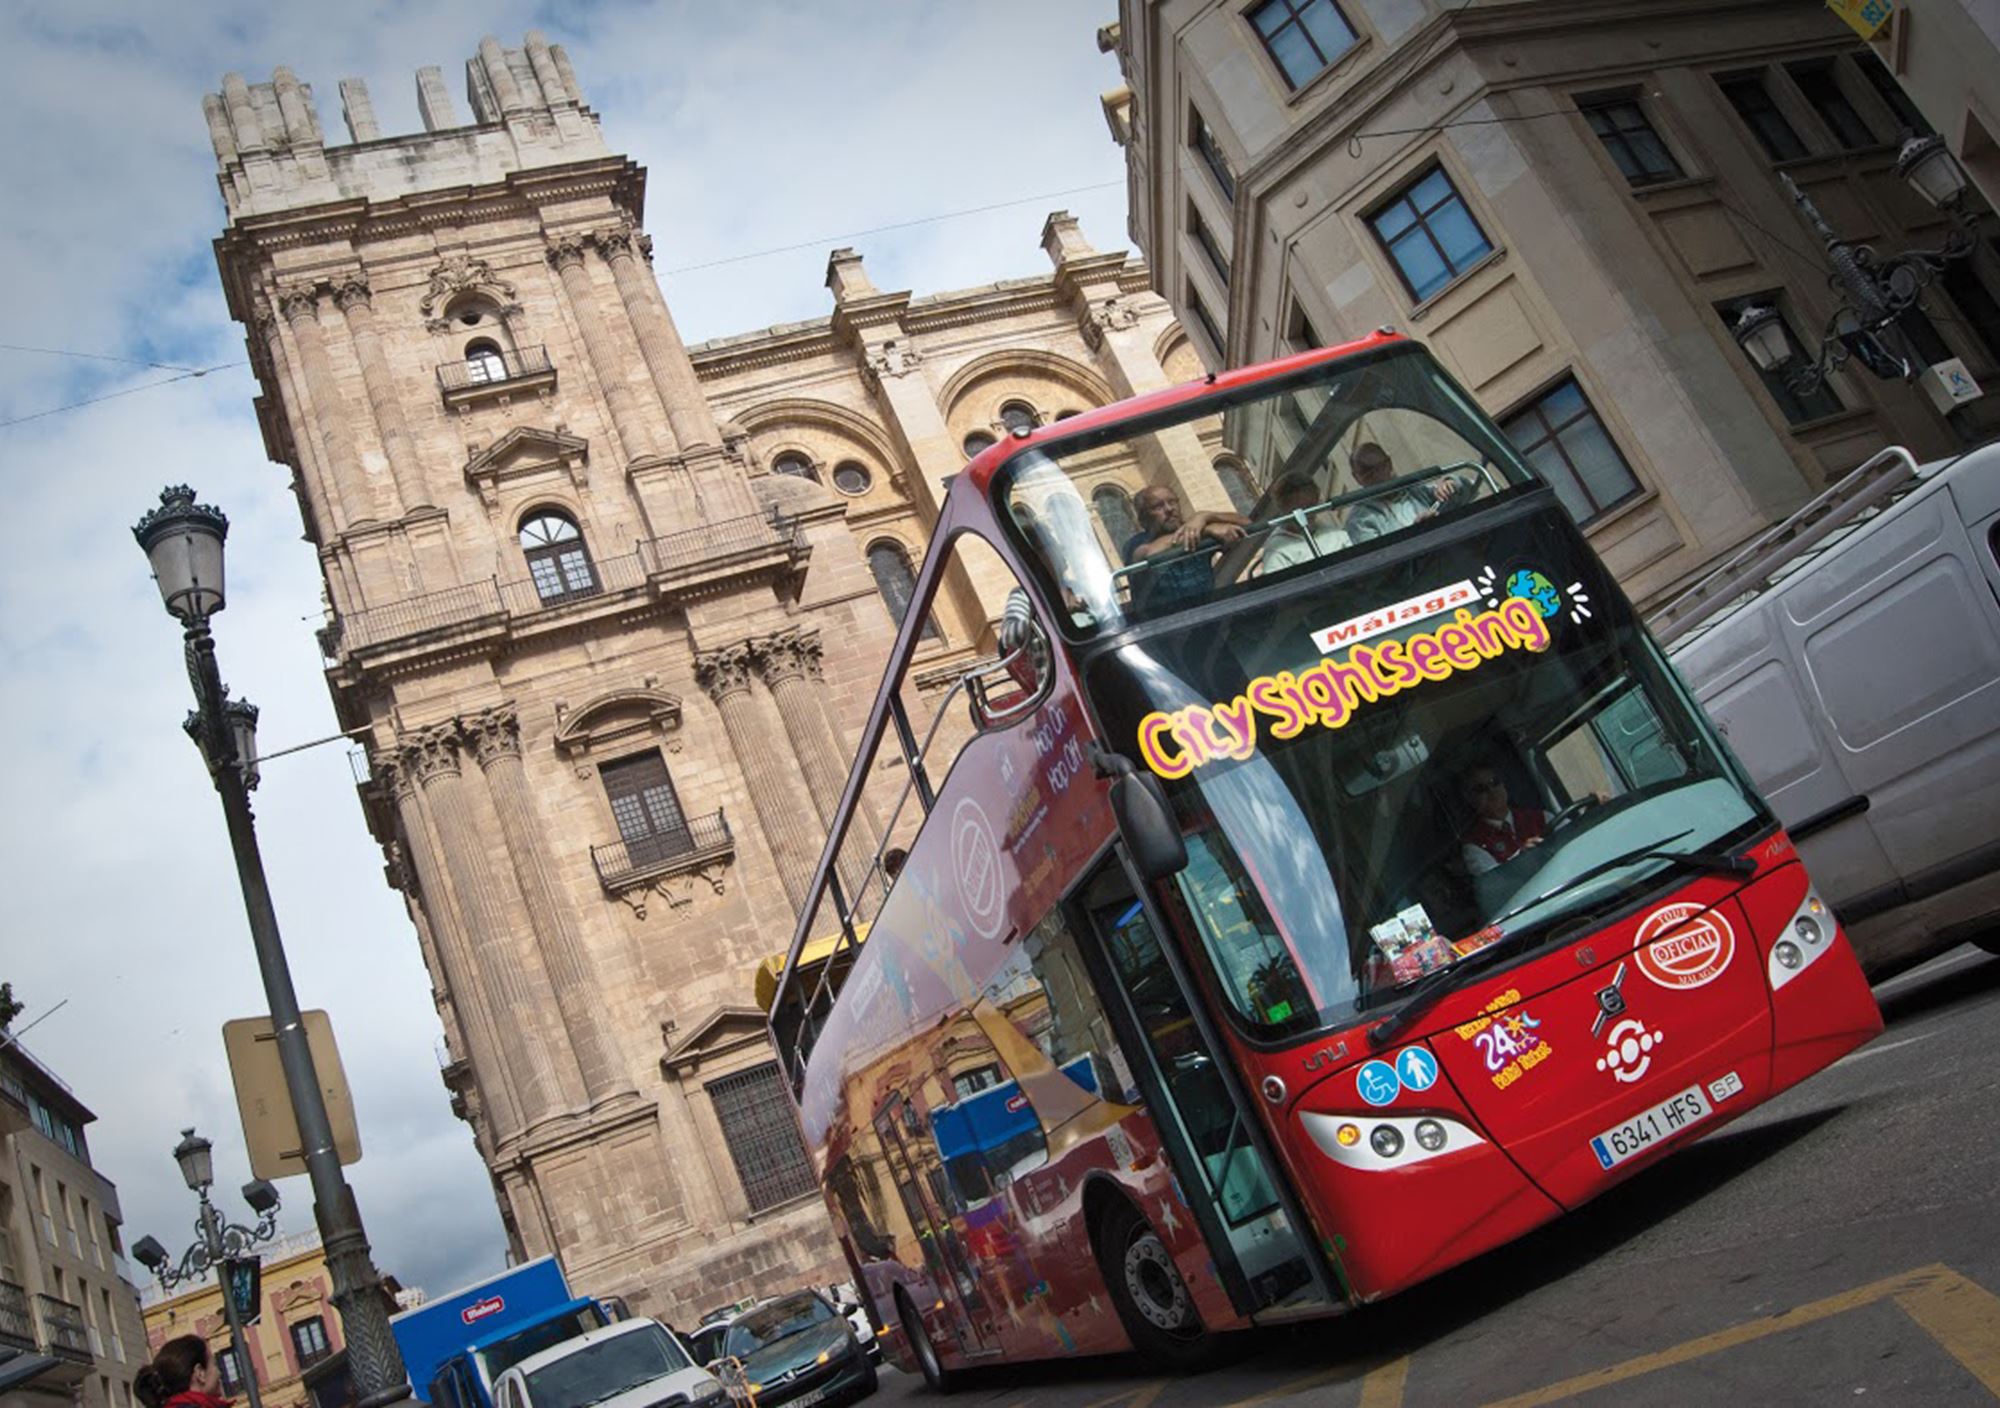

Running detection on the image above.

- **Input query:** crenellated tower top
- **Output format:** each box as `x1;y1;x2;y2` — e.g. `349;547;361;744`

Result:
201;31;608;223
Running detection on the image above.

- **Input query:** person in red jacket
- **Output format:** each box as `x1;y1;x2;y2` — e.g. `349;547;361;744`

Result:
1457;763;1547;875
134;1334;229;1408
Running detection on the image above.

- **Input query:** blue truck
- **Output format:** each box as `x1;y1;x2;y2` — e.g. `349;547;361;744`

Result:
391;1256;611;1408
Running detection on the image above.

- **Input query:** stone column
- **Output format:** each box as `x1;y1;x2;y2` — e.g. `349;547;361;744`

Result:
384;757;524;1145
334;274;430;510
695;643;820;916
278;284;386;523
252;296;339;540
594;223;719;451
463;705;635;1110
400;723;569;1131
748;628;879;898
545;233;658;464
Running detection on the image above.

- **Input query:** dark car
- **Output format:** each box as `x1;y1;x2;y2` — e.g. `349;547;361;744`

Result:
687;1291;875;1406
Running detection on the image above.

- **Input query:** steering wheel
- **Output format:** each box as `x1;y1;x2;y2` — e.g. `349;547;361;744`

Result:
1546;795;1601;832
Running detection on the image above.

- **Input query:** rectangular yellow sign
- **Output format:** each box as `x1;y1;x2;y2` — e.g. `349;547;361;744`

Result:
1827;0;1894;40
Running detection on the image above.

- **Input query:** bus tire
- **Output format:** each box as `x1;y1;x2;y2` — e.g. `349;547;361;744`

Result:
895;1287;956;1394
1094;1197;1217;1373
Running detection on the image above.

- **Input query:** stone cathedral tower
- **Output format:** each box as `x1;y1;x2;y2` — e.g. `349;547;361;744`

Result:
204;35;1188;1318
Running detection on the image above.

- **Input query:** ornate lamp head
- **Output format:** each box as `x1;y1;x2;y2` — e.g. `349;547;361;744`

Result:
172;1127;215;1193
1731;305;1794;376
133;487;229;623
1895;135;1969;210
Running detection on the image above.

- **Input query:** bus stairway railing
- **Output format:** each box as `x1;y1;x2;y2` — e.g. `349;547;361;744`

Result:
1647;445;1922;649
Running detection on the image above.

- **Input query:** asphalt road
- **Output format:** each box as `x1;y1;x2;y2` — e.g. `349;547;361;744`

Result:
871;942;2000;1407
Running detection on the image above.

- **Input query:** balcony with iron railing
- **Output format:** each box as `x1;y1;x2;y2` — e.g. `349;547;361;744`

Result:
436;344;556;409
0;1280;35;1352
591;809;734;894
323;510;806;662
35;1294;91;1363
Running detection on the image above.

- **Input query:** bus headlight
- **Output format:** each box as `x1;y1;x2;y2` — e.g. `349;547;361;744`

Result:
1414;1119;1447;1153
1302;1111;1483;1170
1370;1125;1403;1158
1769;889;1834;991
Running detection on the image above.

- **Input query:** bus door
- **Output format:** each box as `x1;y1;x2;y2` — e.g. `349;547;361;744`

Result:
871;1096;999;1357
1074;858;1333;1318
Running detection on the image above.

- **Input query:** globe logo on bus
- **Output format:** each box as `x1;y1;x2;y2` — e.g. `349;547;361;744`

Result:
1505;568;1562;619
952;796;1007;940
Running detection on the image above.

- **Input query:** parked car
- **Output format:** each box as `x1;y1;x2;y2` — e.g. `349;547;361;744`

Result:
822;1283;880;1364
491;1317;728;1408
1657;441;2000;973
685;1290;876;1406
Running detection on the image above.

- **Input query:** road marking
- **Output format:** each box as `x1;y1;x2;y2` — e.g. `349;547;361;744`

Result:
1835;1030;1941;1064
1874;947;1991;993
1357;1355;1409;1408
1080;1381;1164;1408
1480;1264;1952;1407
1896;1269;2000;1397
1221;1364;1354;1405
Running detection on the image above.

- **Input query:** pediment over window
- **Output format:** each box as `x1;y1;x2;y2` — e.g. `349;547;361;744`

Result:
463;425;588;507
662;1005;772;1076
553;687;684;764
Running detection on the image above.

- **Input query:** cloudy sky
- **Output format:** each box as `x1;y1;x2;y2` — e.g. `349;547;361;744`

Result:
0;0;1131;1308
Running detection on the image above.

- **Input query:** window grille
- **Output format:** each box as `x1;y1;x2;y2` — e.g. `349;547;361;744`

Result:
706;1063;816;1212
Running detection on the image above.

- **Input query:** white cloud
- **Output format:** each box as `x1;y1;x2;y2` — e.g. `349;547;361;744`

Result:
0;1;1130;1308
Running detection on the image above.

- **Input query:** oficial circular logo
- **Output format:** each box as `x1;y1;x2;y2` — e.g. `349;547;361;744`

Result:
951;796;1007;940
1633;901;1736;990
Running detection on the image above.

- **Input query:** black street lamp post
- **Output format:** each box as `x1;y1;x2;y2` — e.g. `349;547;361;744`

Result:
131;487;409;1406
1731;136;1984;441
131;1129;281;1408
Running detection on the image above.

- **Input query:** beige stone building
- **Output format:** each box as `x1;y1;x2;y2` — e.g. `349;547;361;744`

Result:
1;1041;148;1408
1848;0;2000;208
201;36;1186;1322
1102;0;2000;608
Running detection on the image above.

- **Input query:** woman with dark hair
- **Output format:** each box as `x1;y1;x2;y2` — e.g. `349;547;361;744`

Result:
133;1334;228;1408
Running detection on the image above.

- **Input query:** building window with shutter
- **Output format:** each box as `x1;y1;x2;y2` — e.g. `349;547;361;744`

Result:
600;752;694;869
217;1349;247;1395
867;540;941;643
1189;107;1235;204
1500;377;1643;524
706;1063;817;1213
1716;71;1810;161
290;1316;331;1368
518;510;599;605
1579;95;1683;186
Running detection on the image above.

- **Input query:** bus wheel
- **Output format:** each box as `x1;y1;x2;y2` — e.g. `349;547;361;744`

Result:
896;1287;956;1394
1096;1199;1216;1372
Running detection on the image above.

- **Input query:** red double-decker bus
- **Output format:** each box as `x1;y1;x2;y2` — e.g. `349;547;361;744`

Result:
766;333;1882;1390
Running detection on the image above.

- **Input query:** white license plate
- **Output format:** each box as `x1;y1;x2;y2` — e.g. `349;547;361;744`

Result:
790;1389;827;1408
1589;1084;1714;1169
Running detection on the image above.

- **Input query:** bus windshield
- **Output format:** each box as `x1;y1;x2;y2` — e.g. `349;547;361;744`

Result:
1083;498;1769;1042
999;342;1533;633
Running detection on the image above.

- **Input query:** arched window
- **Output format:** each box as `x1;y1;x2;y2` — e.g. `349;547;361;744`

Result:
772;452;817;481
1055;408;1083;421
999;402;1040;435
1093;485;1139;554
963;431;996;458
1213;456;1259;515
519;510;599;604
831;460;873;495
465;339;507;386
868;540;940;642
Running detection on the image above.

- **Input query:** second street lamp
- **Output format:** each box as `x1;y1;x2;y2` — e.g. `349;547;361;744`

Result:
131;486;409;1406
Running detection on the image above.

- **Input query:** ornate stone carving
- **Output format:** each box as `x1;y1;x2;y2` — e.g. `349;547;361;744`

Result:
462;704;524;768
375;750;415;800
398;722;462;783
693;642;756;703
1079;296;1141;351
333;274;373;313
591;223;639;261
276;283;324;326
250;295;279;344
614;860;730;921
419;254;518;319
748;627;823;687
544;233;590;274
861;338;923;393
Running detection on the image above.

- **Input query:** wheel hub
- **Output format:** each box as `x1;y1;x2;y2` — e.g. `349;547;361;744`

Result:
1124;1233;1191;1330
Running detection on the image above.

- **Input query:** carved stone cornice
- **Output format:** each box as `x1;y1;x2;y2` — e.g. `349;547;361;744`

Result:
250;295;279;344
419;254;519;319
375;750;416;800
1078;295;1142;352
462;704;524;769
591;222;640;261
748;627;823;687
398;722;463;783
333;274;373;313
545;233;589;274
693;642;755;703
276;283;324;326
860;338;924;395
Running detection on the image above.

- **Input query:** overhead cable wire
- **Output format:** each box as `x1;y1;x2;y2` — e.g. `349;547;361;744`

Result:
0;361;246;431
0;342;202;372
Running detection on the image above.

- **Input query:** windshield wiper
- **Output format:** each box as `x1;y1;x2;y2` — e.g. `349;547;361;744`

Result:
1367;834;1753;1048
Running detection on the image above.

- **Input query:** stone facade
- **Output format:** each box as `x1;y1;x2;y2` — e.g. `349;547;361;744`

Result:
1851;0;2000;209
1103;0;2000;609
202;36;1186;1323
0;1041;149;1408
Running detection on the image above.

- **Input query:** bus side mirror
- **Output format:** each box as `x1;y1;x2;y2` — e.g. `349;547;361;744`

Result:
1112;771;1187;881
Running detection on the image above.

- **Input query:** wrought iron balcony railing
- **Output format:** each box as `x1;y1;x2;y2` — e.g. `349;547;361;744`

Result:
591;809;733;891
0;1279;35;1352
35;1293;91;1362
436;344;554;394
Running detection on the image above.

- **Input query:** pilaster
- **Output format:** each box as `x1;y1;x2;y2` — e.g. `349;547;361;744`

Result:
695;643;820;916
747;627;879;899
546;232;661;465
334;273;431;510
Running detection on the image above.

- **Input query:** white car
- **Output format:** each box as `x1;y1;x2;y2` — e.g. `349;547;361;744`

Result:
824;1283;880;1364
492;1317;729;1408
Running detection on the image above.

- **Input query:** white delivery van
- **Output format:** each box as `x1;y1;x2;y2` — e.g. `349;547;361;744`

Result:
1656;442;2000;975
490;1317;729;1408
